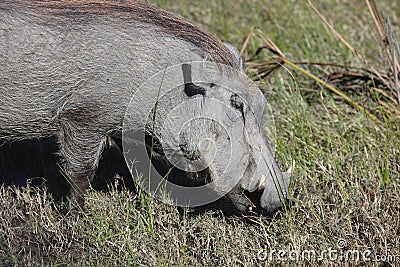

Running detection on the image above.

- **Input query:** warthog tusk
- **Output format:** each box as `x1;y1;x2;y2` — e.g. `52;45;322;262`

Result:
258;160;295;191
258;174;267;190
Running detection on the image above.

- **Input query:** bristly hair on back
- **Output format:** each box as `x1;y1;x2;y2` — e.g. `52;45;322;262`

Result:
10;0;240;69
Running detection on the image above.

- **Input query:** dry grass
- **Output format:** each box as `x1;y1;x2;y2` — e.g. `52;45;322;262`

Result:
1;0;399;266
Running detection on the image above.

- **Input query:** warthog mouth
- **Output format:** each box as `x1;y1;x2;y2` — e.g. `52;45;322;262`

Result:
148;157;271;214
146;154;276;215
144;133;290;215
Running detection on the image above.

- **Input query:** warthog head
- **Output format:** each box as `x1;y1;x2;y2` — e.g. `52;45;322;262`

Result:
123;46;291;215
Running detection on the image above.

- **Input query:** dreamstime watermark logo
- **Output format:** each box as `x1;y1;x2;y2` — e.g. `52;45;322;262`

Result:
257;238;399;264
121;61;278;208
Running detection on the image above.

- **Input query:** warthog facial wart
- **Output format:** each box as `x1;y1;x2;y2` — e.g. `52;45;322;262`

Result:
0;0;292;215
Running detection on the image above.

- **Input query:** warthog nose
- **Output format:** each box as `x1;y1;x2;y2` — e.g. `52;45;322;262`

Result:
261;196;291;216
257;187;290;216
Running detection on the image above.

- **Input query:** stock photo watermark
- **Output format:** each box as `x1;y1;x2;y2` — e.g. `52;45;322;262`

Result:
257;238;399;264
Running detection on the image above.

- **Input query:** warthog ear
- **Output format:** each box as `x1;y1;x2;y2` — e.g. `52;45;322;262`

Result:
223;42;244;70
182;64;206;97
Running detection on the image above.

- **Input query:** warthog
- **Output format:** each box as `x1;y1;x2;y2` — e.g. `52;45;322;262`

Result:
0;0;291;214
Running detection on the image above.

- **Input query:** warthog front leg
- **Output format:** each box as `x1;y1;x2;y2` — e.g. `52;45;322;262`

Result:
57;106;107;207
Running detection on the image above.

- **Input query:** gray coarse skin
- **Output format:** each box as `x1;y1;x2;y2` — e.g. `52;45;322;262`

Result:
0;0;289;214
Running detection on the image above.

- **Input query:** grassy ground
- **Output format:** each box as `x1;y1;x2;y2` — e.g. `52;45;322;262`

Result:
1;0;399;266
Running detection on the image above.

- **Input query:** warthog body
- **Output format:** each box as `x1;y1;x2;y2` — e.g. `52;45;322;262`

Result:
0;0;289;214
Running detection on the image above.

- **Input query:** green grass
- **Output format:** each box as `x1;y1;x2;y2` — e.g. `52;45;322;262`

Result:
1;0;399;266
